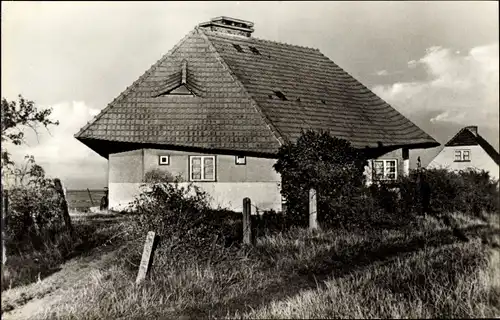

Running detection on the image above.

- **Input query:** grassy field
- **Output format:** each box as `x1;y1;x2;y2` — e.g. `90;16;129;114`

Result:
2;212;498;319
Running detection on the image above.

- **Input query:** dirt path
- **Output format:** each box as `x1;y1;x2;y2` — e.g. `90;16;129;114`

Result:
1;244;121;320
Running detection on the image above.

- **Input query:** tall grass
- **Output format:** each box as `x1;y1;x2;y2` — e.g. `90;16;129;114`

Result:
32;212;500;319
1;212;131;292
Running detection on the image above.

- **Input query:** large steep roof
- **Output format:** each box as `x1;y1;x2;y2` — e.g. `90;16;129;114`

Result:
204;30;437;148
75;20;439;158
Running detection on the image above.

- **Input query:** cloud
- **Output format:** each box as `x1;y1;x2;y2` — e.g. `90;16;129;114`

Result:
5;101;107;188
407;60;418;69
374;69;389;76
373;43;499;128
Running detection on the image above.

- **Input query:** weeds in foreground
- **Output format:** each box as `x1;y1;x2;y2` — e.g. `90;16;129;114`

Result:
32;212;500;320
1;213;131;293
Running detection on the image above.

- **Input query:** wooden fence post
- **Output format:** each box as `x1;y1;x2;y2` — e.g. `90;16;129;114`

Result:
87;188;95;206
136;231;157;284
2;190;8;265
402;148;410;177
243;197;252;245
53;178;74;237
309;188;318;230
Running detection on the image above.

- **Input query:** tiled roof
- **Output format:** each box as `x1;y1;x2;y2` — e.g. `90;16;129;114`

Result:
444;127;479;147
203;30;437;149
75;25;439;157
445;126;500;165
75;29;282;155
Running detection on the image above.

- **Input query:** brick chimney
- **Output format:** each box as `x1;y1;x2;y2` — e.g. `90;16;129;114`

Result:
465;125;478;136
198;16;254;37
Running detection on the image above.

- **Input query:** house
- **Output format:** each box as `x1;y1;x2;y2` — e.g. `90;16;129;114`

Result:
74;16;439;212
427;126;500;181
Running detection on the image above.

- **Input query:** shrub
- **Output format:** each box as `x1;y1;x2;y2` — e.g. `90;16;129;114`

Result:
458;168;499;215
130;172;244;260
5;185;66;250
132;181;212;248
252;210;287;238
273;130;368;228
398;168;499;217
3;157;70;253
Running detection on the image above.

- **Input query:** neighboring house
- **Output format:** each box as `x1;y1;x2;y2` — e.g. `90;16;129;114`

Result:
75;16;439;212
427;126;500;181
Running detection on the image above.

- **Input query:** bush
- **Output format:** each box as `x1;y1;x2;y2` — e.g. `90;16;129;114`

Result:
3;158;71;253
398;168;499;217
252;210;287;238
131;172;246;261
273;130;367;228
273;130;498;230
132;181;212;250
5;185;66;250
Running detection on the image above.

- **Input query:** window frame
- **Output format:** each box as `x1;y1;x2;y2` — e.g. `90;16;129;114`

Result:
454;149;471;162
235;155;246;165
189;155;216;182
373;159;398;181
158;155;170;165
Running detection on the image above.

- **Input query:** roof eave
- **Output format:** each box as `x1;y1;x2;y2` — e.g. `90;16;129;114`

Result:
360;141;441;153
76;137;280;160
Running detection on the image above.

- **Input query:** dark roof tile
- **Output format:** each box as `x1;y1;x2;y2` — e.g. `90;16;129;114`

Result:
76;26;439;157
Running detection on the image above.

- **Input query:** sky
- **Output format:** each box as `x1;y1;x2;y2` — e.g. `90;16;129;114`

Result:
2;1;499;189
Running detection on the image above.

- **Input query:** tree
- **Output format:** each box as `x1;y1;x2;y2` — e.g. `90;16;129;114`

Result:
1;95;59;171
273;130;368;227
1;95;62;257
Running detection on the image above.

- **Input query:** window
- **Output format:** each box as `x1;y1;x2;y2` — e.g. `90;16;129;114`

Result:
232;44;244;52
235;155;246;165
189;156;216;181
249;46;261;55
373;159;397;181
463;150;470;161
159;155;169;165
454;149;471;162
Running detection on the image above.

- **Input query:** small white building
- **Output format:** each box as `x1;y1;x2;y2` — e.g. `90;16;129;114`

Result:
427;126;500;181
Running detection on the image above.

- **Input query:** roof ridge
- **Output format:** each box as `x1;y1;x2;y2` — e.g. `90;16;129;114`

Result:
75;28;197;138
251;35;320;51
203;29;320;52
197;27;286;146
476;134;500;165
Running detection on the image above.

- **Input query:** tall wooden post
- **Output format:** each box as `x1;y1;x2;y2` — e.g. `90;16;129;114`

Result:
87;188;95;206
2;190;8;265
136;231;157;284
309;188;318;230
243;197;252;245
402;148;410;176
54;179;74;237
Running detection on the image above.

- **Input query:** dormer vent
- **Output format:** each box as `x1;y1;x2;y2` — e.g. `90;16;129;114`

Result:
198;16;255;37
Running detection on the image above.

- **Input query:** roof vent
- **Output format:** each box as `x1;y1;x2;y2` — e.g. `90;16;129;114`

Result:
249;46;261;55
233;44;244;52
198;16;254;37
274;91;287;101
